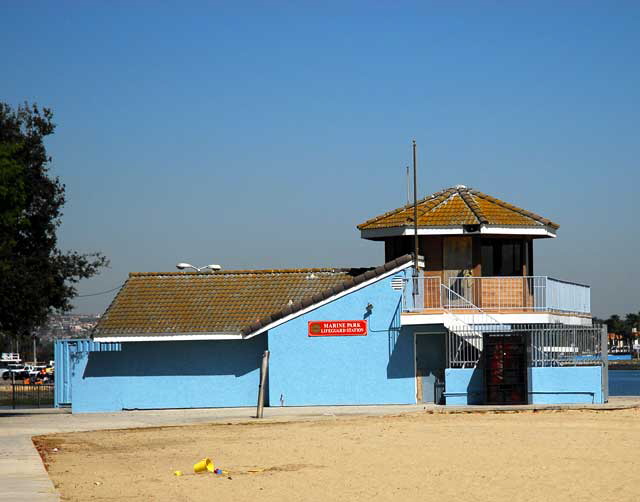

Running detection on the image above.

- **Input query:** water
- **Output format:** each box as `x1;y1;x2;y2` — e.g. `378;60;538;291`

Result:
609;370;640;396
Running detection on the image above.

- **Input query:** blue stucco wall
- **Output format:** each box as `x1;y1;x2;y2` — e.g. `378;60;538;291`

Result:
444;368;485;405
55;339;121;407
445;366;604;405
71;337;266;412
267;268;416;406
529;366;603;404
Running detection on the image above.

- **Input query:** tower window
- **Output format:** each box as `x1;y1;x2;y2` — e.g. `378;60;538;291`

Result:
481;239;524;277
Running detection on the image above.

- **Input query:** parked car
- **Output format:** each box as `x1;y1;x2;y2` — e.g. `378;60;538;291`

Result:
28;365;47;377
2;364;28;380
1;362;54;382
0;359;20;379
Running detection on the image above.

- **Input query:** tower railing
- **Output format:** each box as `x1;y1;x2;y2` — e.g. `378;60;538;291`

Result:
402;275;590;315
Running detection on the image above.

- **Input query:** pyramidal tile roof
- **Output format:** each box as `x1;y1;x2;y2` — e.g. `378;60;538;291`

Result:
93;255;413;338
357;185;559;231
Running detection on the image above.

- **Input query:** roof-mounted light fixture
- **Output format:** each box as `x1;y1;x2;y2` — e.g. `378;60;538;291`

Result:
176;263;222;272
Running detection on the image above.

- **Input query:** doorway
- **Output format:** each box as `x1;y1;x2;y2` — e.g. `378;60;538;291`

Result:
483;332;528;405
443;236;473;305
415;333;446;404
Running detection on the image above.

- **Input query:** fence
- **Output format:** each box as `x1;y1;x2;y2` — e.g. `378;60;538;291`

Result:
448;276;544;311
402;276;442;311
0;381;54;409
403;276;591;315
446;324;483;368
528;323;603;366
546;278;591;314
446;323;605;369
448;276;591;314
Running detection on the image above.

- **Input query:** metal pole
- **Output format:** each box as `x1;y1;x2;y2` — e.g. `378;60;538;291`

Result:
256;350;270;418
601;325;609;403
33;336;37;365
412;139;419;273
406;166;410;206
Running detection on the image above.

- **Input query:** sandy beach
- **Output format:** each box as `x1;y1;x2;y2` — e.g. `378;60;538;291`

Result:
35;408;639;502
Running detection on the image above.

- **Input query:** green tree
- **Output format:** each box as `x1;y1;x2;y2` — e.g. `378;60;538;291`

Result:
605;314;624;335
624;313;639;331
624;312;640;345
0;102;108;344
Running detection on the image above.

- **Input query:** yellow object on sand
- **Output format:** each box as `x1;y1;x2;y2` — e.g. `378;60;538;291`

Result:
193;458;214;473
173;471;182;476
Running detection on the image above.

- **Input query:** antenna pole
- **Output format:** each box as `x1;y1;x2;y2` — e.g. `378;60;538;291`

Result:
406;166;410;206
412;140;419;276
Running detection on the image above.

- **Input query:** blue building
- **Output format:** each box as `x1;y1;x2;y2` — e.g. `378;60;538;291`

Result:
64;186;608;412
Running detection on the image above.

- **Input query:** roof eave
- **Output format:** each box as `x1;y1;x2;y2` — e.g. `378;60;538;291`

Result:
357;186;560;233
360;224;557;239
93;332;243;342
241;255;414;339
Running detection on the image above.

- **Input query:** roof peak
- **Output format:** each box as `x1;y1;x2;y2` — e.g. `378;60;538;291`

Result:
129;267;368;278
357;185;559;232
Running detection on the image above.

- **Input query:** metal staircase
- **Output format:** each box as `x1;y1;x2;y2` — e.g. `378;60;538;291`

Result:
440;284;504;368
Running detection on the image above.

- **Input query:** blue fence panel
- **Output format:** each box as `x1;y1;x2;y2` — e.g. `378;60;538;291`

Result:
54;339;121;407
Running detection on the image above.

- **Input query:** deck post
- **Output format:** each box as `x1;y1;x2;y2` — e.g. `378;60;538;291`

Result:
601;325;609;403
256;350;270;418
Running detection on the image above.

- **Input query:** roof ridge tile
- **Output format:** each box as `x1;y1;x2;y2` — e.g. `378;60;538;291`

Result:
459;188;488;224
358;185;559;230
239;254;413;336
413;189;456;222
94;256;413;338
130;267;364;278
469;189;559;229
356;188;452;229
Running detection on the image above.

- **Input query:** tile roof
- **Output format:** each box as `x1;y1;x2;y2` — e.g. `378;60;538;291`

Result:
93;255;413;338
357;185;559;230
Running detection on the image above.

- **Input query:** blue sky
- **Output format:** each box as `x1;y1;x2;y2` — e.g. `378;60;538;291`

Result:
2;1;638;318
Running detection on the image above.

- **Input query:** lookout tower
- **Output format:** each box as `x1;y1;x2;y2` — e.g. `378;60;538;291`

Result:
357;185;559;286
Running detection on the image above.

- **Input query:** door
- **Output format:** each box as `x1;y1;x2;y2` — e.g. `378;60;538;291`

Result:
54;340;76;407
483;333;528;405
444;236;473;305
415;333;446;404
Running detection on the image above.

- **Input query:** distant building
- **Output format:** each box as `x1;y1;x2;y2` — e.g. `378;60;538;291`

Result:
608;333;624;348
38;314;100;341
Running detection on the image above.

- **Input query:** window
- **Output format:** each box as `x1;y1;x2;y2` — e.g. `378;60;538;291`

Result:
481;242;495;276
481;239;524;277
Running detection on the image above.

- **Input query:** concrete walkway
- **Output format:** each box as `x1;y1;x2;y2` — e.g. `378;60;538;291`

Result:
2;397;639;502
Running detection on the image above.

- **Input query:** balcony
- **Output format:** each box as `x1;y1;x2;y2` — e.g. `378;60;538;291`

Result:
402;276;591;316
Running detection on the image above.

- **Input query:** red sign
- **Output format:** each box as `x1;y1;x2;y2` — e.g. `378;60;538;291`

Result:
308;320;368;337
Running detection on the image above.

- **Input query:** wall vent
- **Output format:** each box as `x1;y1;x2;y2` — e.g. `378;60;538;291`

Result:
391;276;404;291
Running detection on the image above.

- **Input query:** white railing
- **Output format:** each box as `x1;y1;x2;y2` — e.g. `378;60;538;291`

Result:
441;284;506;367
446;322;605;369
402;276;442;311
448;276;544;311
546;278;591;315
402;276;591;315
